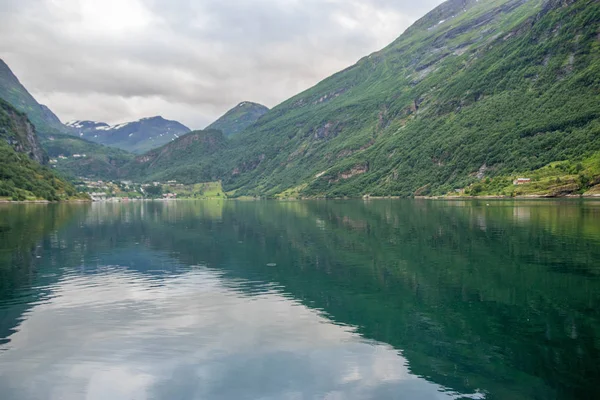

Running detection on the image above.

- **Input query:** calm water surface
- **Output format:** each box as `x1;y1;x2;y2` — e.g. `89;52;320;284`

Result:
0;200;599;400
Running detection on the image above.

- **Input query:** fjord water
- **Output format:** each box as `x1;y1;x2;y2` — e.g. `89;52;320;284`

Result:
0;201;599;400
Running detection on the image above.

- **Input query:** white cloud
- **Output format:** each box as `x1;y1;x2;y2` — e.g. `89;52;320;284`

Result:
0;0;444;129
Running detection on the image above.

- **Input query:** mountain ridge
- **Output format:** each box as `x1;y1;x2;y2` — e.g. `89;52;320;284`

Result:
0;60;190;157
126;129;227;184
65;115;190;154
219;0;600;197
125;0;600;199
206;102;269;137
2;0;599;199
0;59;67;136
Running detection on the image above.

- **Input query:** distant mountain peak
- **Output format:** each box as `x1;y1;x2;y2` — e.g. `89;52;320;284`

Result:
65;116;190;153
140;116;164;122
207;101;269;137
237;101;260;107
0;59;19;81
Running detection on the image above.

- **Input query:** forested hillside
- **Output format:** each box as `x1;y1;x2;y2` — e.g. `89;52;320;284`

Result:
216;0;600;197
41;134;133;180
121;0;600;197
126;129;228;184
0;99;83;201
2;0;598;198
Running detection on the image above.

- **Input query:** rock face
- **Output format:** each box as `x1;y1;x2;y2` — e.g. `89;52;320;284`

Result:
0;98;48;164
206;102;269;137
0;98;81;201
66;116;191;154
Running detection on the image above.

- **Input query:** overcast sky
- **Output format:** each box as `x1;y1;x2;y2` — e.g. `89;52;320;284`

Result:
0;0;443;129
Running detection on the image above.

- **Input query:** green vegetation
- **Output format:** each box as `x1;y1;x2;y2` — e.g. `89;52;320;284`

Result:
130;0;599;199
0;142;81;201
3;0;600;198
462;150;600;197
207;102;269;137
225;0;600;198
0;100;86;201
42;134;134;180
165;181;225;199
144;184;163;198
125;129;228;184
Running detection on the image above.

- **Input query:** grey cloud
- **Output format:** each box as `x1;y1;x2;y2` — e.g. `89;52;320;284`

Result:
0;0;444;129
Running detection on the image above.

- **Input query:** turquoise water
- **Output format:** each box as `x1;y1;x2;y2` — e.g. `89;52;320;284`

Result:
0;200;599;399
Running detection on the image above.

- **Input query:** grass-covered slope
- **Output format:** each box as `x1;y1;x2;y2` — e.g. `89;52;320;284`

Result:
459;149;600;197
0;100;84;201
207;102;269;137
216;0;600;197
125;129;228;184
41;134;134;180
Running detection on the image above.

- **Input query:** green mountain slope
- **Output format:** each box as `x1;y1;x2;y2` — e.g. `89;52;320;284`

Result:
41;134;133;180
126;129;227;183
213;0;599;197
207;102;269;137
0;59;68;136
0;60;136;180
0;99;83;201
24;0;596;197
0;98;47;165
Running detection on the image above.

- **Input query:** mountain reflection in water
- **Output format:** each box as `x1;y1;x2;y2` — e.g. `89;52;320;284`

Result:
0;200;599;400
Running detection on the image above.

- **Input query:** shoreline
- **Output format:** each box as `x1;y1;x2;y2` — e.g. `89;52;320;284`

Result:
414;193;600;200
2;194;600;203
0;199;91;204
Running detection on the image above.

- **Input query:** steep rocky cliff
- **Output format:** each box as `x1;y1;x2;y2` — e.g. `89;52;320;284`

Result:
0;99;81;201
0;98;47;164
